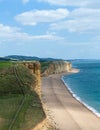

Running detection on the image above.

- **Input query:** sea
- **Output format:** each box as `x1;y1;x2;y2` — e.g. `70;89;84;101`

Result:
62;60;100;117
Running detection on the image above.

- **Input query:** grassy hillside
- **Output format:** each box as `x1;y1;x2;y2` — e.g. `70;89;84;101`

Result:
0;62;34;95
0;62;45;130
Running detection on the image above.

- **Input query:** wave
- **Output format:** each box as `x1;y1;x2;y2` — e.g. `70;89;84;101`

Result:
62;76;100;118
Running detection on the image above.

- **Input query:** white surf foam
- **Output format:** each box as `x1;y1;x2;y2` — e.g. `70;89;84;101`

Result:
62;76;100;117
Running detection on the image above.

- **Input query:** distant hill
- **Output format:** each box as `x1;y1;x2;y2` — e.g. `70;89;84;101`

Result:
5;55;39;61
5;55;63;61
0;57;11;61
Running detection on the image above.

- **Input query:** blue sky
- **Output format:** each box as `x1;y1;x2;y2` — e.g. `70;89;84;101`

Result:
0;0;100;59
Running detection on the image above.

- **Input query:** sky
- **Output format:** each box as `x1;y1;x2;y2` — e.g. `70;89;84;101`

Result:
0;0;100;59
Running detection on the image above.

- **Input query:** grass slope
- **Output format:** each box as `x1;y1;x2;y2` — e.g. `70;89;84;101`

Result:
0;62;45;130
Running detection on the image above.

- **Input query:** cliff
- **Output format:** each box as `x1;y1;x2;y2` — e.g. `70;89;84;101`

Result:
22;60;72;130
42;61;72;76
22;60;72;96
23;61;41;98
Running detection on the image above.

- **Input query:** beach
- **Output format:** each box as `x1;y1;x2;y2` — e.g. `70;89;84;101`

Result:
41;72;100;130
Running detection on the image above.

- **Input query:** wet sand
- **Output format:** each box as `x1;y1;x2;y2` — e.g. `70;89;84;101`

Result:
41;72;100;130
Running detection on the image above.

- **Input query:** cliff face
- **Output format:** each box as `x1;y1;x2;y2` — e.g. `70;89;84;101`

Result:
42;61;72;76
22;61;72;96
23;61;41;97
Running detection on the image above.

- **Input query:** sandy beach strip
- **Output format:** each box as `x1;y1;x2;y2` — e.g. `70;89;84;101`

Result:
41;72;100;130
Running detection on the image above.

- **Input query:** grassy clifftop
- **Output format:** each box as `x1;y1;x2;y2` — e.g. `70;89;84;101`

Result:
0;62;35;95
0;60;72;130
0;61;45;130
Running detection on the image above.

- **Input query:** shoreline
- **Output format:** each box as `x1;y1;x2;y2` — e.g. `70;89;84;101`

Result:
42;71;100;130
62;74;100;118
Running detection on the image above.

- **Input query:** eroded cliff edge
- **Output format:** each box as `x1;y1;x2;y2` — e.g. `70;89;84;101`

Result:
22;60;72;130
22;60;72;97
23;61;41;98
42;61;72;76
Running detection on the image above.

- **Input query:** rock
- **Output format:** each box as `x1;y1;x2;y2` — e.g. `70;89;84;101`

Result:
42;61;72;76
23;61;41;98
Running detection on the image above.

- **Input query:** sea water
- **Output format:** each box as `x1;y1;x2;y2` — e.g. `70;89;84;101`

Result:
62;60;100;117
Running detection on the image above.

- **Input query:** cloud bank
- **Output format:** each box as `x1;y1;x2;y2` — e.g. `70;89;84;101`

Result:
15;9;69;25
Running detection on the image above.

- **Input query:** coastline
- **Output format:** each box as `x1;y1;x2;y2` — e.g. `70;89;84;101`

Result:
62;69;100;118
41;71;100;130
62;77;100;118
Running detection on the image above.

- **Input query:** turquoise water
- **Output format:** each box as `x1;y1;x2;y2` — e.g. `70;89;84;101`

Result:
63;60;100;117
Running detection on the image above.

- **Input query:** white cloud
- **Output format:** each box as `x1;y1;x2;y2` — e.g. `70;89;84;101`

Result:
51;19;100;33
71;8;100;18
0;24;29;41
18;1;100;33
50;8;100;33
31;34;63;40
0;24;63;43
38;0;100;8
38;0;89;7
22;0;30;4
15;8;69;25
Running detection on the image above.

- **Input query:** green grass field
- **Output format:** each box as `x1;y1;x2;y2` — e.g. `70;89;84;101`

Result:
0;62;45;130
0;95;23;130
0;61;13;68
11;92;45;130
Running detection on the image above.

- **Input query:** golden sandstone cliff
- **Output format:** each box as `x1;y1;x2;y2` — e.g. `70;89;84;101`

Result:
23;61;41;98
23;60;72;97
42;61;72;76
22;60;72;130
